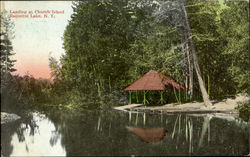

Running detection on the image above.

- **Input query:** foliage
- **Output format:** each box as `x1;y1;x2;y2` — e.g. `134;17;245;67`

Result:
236;101;250;122
47;0;249;108
187;0;249;99
219;1;249;94
51;0;183;108
1;74;52;111
1;1;249;110
1;10;16;103
0;11;16;75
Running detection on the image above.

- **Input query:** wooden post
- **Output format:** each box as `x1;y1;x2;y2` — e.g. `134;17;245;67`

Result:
143;91;146;105
185;89;188;101
179;89;181;103
129;91;132;104
136;91;139;103
173;87;180;104
160;91;164;104
166;91;168;104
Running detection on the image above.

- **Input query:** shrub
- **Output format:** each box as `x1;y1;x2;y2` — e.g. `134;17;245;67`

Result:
236;101;250;122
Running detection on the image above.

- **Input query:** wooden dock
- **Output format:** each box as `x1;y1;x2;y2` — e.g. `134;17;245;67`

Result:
113;104;144;113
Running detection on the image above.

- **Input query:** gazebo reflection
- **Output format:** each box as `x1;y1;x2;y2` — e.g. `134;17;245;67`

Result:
126;126;168;143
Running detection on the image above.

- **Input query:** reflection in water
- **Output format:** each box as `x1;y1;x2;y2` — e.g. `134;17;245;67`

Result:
1;110;249;156
127;127;167;143
198;115;212;148
1;112;66;156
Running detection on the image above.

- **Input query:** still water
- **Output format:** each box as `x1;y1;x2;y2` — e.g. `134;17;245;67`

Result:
1;109;249;156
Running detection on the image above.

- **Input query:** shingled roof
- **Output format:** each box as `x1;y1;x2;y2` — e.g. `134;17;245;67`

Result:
124;70;187;91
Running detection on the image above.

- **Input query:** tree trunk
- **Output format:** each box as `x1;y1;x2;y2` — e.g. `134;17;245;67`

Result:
184;29;194;99
182;5;212;107
179;27;189;90
186;42;194;98
179;26;193;99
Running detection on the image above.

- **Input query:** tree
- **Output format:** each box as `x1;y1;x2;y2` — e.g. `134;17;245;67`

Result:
57;0;248;108
219;1;249;94
153;0;212;106
49;56;62;82
0;10;16;96
186;1;221;99
0;10;16;76
58;0;185;107
186;0;249;98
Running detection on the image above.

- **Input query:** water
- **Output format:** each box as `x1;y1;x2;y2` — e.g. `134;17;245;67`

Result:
1;109;249;156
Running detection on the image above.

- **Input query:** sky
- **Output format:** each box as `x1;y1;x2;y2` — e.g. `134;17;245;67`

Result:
2;1;73;79
2;0;248;79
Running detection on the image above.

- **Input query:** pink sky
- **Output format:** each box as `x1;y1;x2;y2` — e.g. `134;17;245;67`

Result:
3;1;73;79
14;55;51;79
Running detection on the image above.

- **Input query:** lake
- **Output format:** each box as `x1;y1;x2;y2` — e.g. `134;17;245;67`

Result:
1;109;249;156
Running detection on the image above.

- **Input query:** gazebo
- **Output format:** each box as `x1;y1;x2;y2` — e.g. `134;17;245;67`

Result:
124;70;187;104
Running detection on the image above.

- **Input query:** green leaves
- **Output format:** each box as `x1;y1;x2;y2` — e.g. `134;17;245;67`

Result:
1;10;16;98
49;0;250;108
187;0;249;98
58;0;184;107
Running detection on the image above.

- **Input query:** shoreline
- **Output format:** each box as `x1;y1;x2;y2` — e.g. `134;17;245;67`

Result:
113;93;250;116
1;112;21;124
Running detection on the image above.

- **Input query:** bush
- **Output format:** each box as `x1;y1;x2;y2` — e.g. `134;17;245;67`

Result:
236;101;250;122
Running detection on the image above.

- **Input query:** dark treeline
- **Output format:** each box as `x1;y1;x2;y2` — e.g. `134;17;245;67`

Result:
1;0;249;110
1;74;53;110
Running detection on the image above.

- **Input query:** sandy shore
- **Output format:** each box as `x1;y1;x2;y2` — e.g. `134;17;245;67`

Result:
114;93;250;115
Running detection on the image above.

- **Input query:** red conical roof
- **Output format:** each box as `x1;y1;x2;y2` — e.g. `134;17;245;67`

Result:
124;70;187;91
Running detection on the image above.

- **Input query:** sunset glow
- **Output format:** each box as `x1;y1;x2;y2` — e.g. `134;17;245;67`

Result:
3;1;73;79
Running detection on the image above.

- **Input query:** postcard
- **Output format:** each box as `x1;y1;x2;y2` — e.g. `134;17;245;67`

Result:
1;1;249;156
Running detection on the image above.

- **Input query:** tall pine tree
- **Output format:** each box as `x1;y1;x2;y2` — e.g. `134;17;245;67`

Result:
1;11;16;94
0;11;16;75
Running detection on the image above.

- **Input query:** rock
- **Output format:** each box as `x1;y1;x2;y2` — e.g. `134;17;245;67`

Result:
234;93;250;105
225;93;250;106
1;112;21;124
